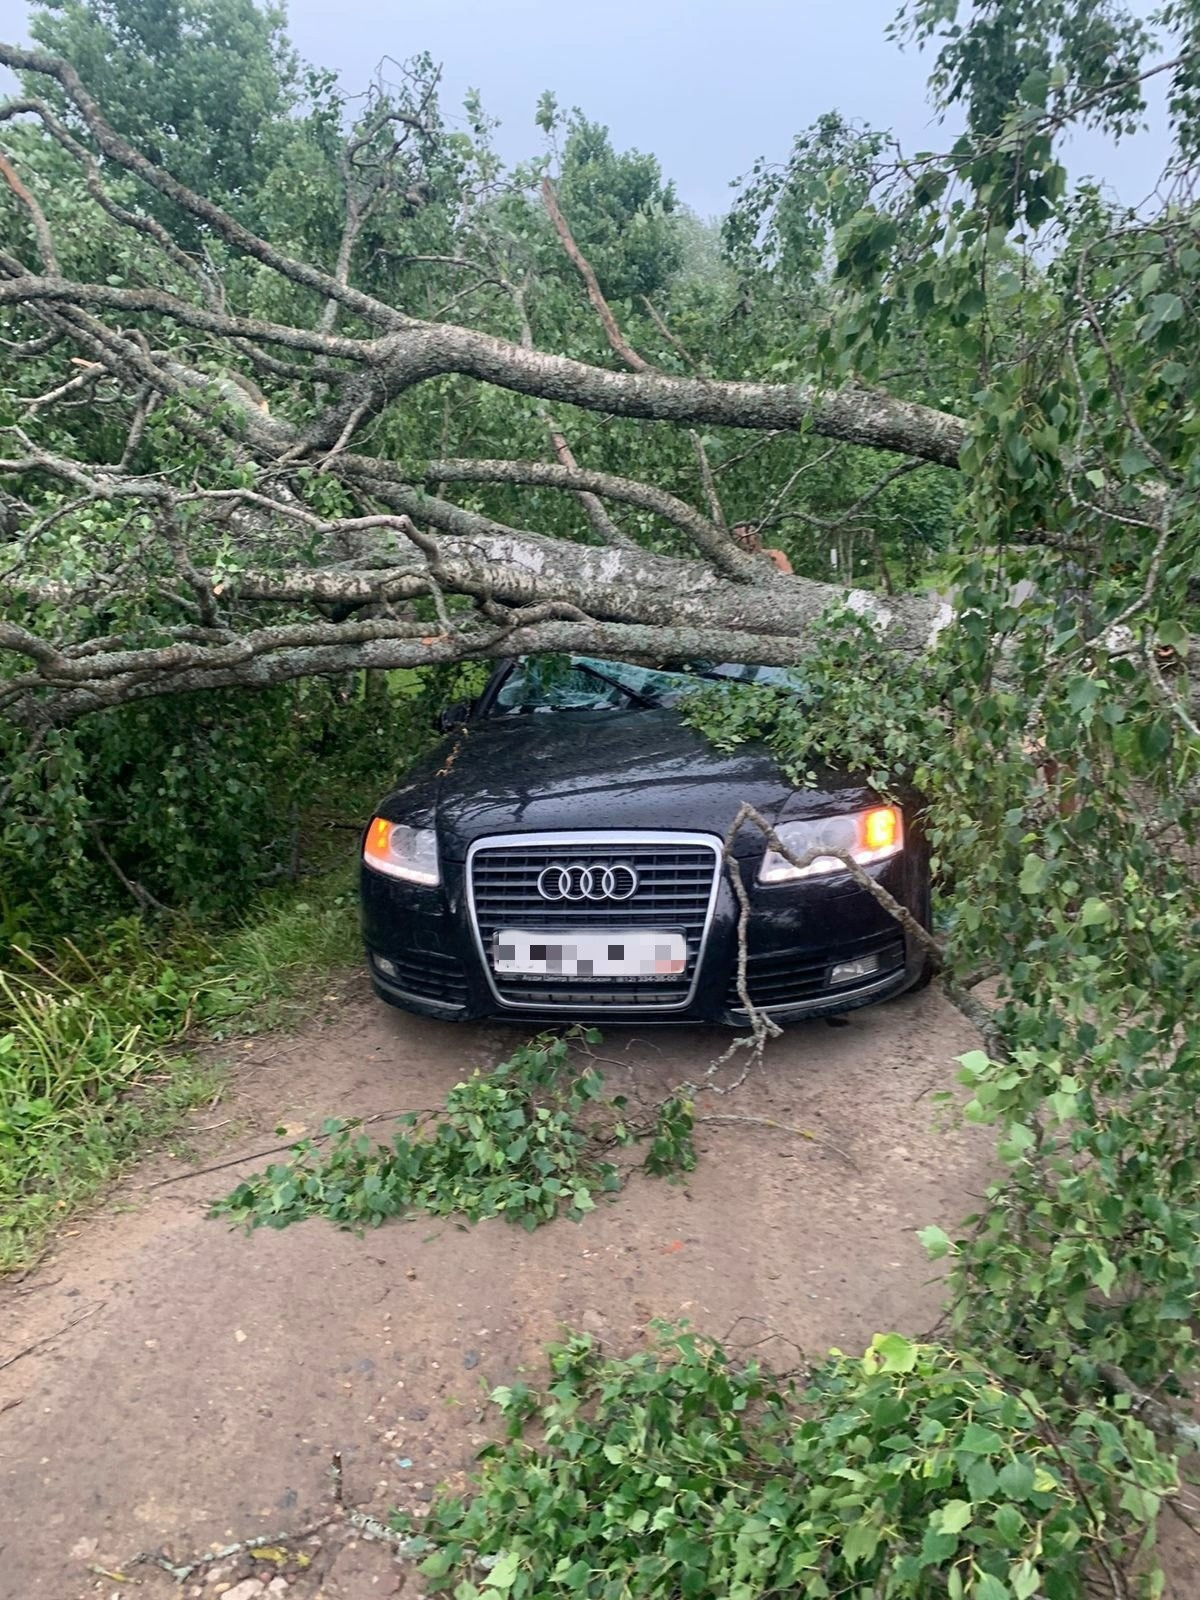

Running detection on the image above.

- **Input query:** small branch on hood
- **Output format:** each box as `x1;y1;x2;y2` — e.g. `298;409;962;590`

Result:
725;801;944;961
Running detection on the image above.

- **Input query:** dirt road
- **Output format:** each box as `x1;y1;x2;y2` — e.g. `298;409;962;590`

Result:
1;979;1192;1598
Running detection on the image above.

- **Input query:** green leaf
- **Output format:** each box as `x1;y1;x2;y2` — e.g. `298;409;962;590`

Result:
918;1224;954;1260
961;1424;1006;1455
872;1332;918;1373
1091;1251;1118;1296
973;1573;1012;1600
1018;854;1049;896
483;1551;521;1590
935;1499;974;1535
1147;292;1184;324
1066;675;1101;713
920;1528;961;1564
993;1503;1024;1543
1004;1122;1036;1154
1050;1090;1078;1122
958;1050;992;1079
997;1458;1035;1499
1119;445;1152;477
843;1519;880;1568
1080;898;1111;927
1139;718;1172;761
966;1459;999;1500
1018;66;1050;106
1010;1559;1040;1599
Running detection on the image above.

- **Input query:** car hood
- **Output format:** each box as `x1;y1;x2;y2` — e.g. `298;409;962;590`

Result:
380;708;873;860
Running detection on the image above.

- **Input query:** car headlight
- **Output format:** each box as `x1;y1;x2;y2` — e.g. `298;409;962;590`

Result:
758;805;903;884
363;818;440;885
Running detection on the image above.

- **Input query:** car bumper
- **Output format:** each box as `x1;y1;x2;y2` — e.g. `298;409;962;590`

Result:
361;846;930;1026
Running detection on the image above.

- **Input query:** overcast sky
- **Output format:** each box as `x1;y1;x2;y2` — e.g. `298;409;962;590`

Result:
286;0;1173;215
2;0;1172;215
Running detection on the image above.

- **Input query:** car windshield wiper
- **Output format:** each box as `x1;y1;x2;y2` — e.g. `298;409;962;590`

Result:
678;666;738;684
677;664;806;691
573;662;664;708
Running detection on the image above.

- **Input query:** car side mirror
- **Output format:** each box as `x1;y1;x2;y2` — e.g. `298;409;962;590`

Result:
437;699;474;733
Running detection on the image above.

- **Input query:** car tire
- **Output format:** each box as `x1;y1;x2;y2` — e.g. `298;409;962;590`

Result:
897;865;936;997
905;953;936;994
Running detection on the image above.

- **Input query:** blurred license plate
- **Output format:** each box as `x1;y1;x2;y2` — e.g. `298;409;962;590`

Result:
492;929;686;979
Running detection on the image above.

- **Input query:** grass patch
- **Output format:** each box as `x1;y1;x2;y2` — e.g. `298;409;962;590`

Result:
202;869;361;1036
0;865;360;1271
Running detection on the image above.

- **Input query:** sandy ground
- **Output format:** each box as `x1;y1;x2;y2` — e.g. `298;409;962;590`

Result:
1;976;1195;1599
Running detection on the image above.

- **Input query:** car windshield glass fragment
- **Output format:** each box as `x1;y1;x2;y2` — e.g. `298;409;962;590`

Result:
491;655;807;714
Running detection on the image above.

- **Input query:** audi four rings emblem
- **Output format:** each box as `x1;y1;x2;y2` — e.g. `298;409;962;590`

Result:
536;862;639;901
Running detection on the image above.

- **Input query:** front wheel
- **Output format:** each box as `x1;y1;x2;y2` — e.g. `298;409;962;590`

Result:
905;954;936;994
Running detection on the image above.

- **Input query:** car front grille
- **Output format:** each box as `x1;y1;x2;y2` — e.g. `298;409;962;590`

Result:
467;832;721;1010
726;935;905;1012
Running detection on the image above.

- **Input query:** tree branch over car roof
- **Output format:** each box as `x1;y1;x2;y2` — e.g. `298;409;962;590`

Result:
0;32;1194;727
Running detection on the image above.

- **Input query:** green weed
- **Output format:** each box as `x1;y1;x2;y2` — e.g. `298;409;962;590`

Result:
208;879;360;1036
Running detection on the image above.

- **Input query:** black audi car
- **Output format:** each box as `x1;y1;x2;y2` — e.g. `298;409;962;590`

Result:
360;656;932;1025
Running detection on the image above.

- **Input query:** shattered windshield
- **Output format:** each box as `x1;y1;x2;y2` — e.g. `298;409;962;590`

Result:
489;655;806;714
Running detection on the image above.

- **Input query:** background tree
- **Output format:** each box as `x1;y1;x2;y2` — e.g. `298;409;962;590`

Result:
26;0;305;218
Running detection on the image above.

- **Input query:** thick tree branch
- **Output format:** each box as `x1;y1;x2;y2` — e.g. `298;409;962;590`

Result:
392;326;965;456
340;323;968;462
424;457;754;576
0;274;368;356
0;270;968;468
1;611;939;726
0;40;969;732
0;444;947;641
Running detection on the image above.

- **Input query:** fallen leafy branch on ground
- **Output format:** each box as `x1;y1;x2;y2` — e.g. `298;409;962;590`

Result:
213;1029;697;1234
412;1322;1174;1600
